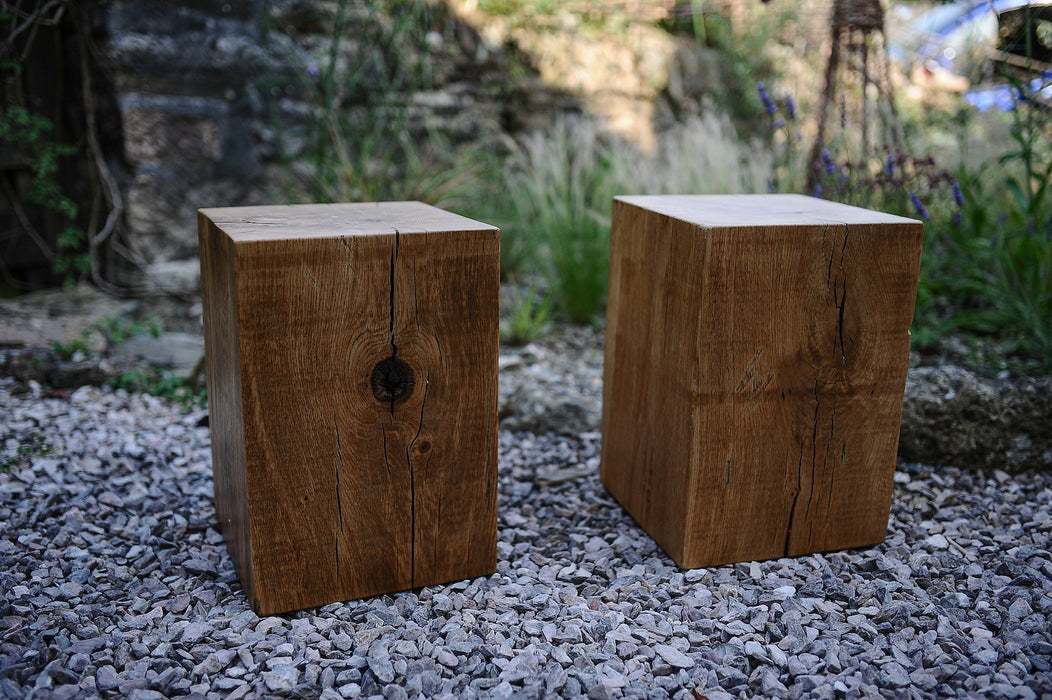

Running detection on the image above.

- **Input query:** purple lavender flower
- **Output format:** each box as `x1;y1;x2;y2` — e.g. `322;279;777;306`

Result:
822;149;835;174
306;64;320;77
909;191;930;220
885;153;895;175
812;184;822;198
785;94;796;120
773;117;786;129
757;82;776;115
952;212;962;226
951;180;964;208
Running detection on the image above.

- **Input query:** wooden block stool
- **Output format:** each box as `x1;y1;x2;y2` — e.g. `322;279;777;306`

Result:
601;194;923;568
198;202;499;615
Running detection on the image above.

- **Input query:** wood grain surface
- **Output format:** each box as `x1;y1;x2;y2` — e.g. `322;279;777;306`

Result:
199;202;499;615
601;194;923;569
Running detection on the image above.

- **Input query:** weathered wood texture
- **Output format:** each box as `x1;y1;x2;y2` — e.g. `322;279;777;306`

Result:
198;202;500;615
601;194;923;568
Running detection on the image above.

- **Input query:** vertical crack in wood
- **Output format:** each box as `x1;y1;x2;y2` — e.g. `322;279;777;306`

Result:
828;438;846;518
786;383;823;556
785;420;806;556
406;379;429;586
434;495;442;576
484;372;494;515
804;384;822;550
334;414;345;534
833;225;850;364
386;226;420;585
333;413;345;584
389;229;400;362
412;254;420;332
381;424;391;476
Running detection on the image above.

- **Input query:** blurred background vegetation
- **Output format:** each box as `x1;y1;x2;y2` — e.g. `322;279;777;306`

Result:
1;0;1050;373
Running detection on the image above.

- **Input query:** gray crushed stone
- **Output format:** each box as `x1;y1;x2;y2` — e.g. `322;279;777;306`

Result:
1;382;1051;699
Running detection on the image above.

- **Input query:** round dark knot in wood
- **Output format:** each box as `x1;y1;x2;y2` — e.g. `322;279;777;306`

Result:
371;356;415;405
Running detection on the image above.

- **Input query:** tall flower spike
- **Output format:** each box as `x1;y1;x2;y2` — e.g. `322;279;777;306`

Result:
785;94;796;121
909;191;930;220
757;82;776;115
822;149;836;175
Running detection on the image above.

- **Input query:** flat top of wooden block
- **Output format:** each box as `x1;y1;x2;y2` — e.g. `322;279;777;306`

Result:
615;194;920;228
198;201;497;241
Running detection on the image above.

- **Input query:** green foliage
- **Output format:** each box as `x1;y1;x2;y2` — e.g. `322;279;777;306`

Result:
0;432;53;474
0;105;89;282
293;0;487;212
915;67;1051;370
51;329;94;361
663;4;782;132
108;367;206;408
50;315;164;360
93;315;163;345
500;286;552;345
760;62;1050;370
501;113;764;324
988;73;1051;361
502;117;622;324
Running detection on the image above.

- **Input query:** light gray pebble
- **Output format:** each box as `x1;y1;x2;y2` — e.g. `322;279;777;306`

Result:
654;644;694;669
262;664;299;691
435;649;458;668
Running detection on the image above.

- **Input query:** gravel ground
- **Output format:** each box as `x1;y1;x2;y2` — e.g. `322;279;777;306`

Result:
2;381;1051;700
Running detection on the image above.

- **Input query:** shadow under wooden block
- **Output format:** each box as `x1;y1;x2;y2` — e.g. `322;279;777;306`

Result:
600;194;923;569
198;202;500;615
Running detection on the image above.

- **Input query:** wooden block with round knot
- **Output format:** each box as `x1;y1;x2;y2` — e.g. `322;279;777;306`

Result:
601;194;923;569
198;202;499;615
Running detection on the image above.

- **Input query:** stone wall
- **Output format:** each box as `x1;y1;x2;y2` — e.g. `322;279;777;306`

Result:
3;1;723;292
96;0;569;293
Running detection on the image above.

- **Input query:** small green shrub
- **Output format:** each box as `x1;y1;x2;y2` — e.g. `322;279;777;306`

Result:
286;0;492;215
51;330;94;361
0;105;88;282
502;117;622;324
500;286;552;345
0;432;53;473
109;367;206;408
755;73;1052;369
502;112;767;324
93;315;163;345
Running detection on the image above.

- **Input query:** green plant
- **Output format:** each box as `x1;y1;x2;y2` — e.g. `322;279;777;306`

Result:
287;0;488;213
109;366;206;408
988;70;1051;361
502;112;766;323
51;329;94;361
662;3;784;133
500;286;552;345
503;116;623;324
1;432;53;473
93;315;163;345
51;315;163;361
0;105;89;282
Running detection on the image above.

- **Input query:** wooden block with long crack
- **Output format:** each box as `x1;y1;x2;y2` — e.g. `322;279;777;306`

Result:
601;194;923;568
198;201;500;615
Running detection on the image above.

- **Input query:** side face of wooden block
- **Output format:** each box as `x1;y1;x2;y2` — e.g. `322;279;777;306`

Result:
602;195;923;569
199;211;253;603
601;200;707;563
200;203;499;615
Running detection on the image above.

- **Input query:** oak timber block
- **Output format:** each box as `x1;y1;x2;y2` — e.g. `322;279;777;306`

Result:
601;194;923;569
198;202;499;615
